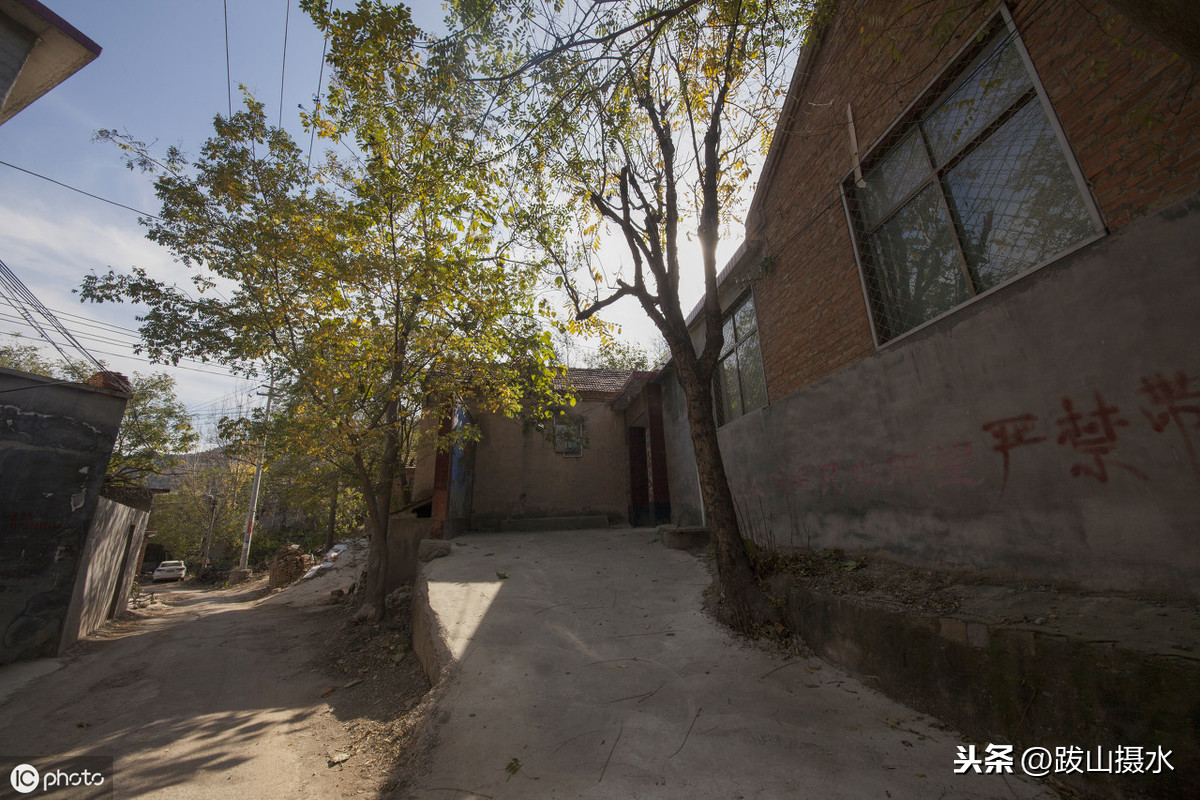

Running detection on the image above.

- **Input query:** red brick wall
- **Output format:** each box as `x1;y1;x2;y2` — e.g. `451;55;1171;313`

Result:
748;0;1200;403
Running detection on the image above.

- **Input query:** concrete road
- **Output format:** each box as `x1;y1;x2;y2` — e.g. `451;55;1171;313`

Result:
0;555;374;799
414;529;1054;800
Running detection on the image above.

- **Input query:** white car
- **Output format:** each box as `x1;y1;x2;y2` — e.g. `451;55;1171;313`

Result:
152;560;187;582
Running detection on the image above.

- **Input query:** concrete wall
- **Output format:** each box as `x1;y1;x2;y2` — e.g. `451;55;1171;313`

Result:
410;411;438;505
469;401;629;529
0;368;127;663
60;496;148;649
659;366;703;527
694;194;1200;597
0;11;35;103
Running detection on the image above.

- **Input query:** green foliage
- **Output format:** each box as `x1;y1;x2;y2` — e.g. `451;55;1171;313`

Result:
0;336;59;376
84;9;568;609
581;339;657;371
146;451;251;565
448;0;812;380
441;0;811;624
107;371;199;485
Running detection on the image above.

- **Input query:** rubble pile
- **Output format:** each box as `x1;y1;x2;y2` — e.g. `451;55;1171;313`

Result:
268;545;313;590
130;594;162;610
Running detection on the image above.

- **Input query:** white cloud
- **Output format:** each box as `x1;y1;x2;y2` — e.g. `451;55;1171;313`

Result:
0;196;244;418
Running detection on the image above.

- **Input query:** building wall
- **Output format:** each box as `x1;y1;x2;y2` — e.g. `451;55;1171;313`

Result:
0;13;35;103
706;191;1200;596
660;366;703;527
661;0;1200;596
747;0;1200;400
0;368;128;663
410;411;439;505
59;497;148;650
469;401;630;529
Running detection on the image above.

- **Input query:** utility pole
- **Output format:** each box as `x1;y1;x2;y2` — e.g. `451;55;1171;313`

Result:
238;373;274;570
199;493;218;569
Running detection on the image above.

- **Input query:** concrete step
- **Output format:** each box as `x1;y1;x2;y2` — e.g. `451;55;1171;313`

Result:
770;572;1199;799
499;515;609;532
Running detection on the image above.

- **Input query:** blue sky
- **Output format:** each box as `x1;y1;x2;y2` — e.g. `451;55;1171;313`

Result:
0;1;462;430
0;1;719;433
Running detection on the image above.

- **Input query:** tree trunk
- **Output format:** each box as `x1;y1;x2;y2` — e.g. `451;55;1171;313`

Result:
354;448;394;624
675;354;772;631
325;479;339;552
359;486;392;621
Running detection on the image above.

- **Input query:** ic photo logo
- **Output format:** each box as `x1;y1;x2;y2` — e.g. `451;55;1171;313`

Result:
9;763;38;794
7;760;109;796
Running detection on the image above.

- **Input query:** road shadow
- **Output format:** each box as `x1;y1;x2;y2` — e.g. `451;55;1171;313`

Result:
0;572;418;798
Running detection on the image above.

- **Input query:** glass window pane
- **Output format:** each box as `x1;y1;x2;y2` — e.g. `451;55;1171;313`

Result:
943;99;1096;292
719;352;741;421
857;131;932;228
736;333;767;413
865;184;971;339
734;295;757;341
720;316;736;357
923;36;1032;165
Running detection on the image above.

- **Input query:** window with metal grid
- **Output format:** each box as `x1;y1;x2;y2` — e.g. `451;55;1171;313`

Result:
716;293;767;425
553;415;585;456
844;15;1104;345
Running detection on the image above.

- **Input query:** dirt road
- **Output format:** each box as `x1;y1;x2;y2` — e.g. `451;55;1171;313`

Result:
0;563;426;799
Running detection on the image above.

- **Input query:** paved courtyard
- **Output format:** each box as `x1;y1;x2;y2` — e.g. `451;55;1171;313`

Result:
413;529;1053;799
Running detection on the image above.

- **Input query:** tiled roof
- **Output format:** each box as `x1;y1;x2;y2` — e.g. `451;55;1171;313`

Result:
553;368;635;396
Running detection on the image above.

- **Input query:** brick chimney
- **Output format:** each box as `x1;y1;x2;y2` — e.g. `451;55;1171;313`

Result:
87;370;132;394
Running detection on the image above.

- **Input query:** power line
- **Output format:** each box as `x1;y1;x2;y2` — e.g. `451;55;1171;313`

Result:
223;0;233;117
307;0;336;173
0;257;104;372
279;0;292;130
0;160;162;220
0;314;240;379
38;307;145;340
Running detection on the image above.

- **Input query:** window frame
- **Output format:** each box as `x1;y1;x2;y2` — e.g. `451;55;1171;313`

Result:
553;415;585;457
840;5;1106;349
715;290;768;427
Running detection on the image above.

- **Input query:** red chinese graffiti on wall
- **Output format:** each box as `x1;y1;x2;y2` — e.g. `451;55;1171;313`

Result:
981;414;1046;493
732;368;1197;504
1138;371;1200;476
1054;392;1146;482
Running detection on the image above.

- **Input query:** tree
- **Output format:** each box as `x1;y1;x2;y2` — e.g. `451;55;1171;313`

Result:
0;336;59;376
84;46;559;617
451;0;810;626
580;338;661;371
146;447;253;566
105;371;198;485
0;335;197;485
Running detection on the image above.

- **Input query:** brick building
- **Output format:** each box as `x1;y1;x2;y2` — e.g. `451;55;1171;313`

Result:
664;0;1200;596
411;368;671;534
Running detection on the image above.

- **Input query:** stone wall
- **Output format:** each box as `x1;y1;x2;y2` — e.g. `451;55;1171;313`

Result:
0;368;128;663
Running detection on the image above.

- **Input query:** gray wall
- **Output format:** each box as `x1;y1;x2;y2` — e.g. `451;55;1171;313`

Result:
60;496;147;649
659;365;703;527
469;403;630;529
0;14;34;107
664;192;1200;598
0;368;128;663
